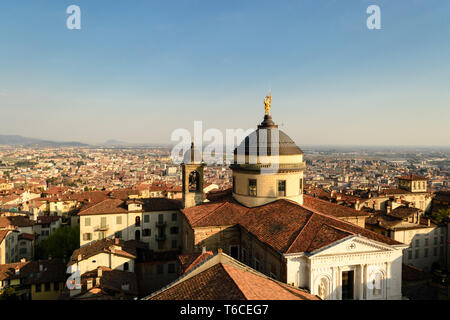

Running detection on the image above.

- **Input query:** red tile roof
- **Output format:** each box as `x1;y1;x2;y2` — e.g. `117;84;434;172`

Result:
78;198;128;216
149;262;318;300
303;195;369;218
397;174;427;181
182;197;402;254
178;251;214;275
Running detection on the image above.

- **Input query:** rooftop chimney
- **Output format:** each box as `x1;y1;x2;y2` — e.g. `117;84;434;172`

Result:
115;237;119;245
97;268;102;278
202;246;206;254
86;279;93;290
20;258;26;263
78;254;82;261
15;266;20;274
218;248;223;254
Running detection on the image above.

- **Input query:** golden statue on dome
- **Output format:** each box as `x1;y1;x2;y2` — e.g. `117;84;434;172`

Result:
264;92;272;115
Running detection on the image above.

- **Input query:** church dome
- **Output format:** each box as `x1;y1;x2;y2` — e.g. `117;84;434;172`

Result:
233;115;303;157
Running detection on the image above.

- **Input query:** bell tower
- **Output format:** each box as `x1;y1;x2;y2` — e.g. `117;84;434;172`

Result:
182;143;205;209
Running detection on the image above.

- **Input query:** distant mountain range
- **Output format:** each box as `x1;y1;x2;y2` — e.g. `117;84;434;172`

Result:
0;135;89;147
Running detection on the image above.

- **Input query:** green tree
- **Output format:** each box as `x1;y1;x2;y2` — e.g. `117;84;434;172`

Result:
35;226;80;260
431;208;450;224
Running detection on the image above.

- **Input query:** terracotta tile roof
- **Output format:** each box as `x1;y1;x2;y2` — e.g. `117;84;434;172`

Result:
0;259;66;283
18;233;35;241
389;206;420;219
378;188;412;195
0;215;35;228
36;216;61;225
303;195;370;218
182;197;402;254
78;198;128;216
77;197;181;216
68;238;138;266
0;230;9;244
397;174;427;181
77;267;139;297
178;251;214;275
149;261;318;300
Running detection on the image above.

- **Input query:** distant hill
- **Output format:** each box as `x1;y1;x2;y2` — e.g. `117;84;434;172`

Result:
0;135;89;147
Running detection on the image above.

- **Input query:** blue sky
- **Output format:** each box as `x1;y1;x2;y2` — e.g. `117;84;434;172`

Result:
0;0;449;146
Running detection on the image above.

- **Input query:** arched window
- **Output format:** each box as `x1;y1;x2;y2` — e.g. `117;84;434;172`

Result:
135;216;140;227
189;171;200;192
135;230;140;241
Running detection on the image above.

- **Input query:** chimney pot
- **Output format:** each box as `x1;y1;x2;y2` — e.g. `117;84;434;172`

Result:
115;237;119;245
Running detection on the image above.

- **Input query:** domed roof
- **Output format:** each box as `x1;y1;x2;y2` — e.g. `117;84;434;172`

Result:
183;142;203;164
233;115;303;156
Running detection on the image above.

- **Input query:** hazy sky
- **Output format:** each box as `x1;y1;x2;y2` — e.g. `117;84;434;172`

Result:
0;0;449;146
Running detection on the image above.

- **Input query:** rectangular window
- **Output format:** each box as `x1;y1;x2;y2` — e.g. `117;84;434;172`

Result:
170;227;179;234
83;233;92;241
168;264;175;274
434;247;438;256
54;282;59;291
415;239;420;247
434;237;438;245
278;180;286;197
158;241;163;250
35;284;42;293
242;248;247;263
408;250;412;259
230;245;239;260
158;214;164;223
84;217;91;226
100;217;107;228
143;229;151;237
171;213;177;221
248;179;257;197
45;282;51;292
157;264;164;274
116;216;122;224
415;249;420;259
144;215;150;223
425;238;429;247
424;248;428;257
299;178;303;193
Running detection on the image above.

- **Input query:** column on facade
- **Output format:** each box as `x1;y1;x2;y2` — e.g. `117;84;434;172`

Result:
359;264;366;300
385;261;391;299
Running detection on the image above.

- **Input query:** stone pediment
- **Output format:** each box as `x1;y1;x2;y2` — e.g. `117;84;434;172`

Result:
309;235;396;257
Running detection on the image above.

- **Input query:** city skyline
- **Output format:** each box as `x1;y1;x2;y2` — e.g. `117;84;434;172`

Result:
1;0;449;146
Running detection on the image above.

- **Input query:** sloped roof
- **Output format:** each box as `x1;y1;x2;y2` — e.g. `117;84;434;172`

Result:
182;197;402;254
68;238;138;266
303;195;370;218
148;253;318;300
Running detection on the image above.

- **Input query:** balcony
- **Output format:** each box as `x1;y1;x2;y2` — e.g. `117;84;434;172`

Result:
155;221;166;228
155;234;166;242
95;224;109;231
